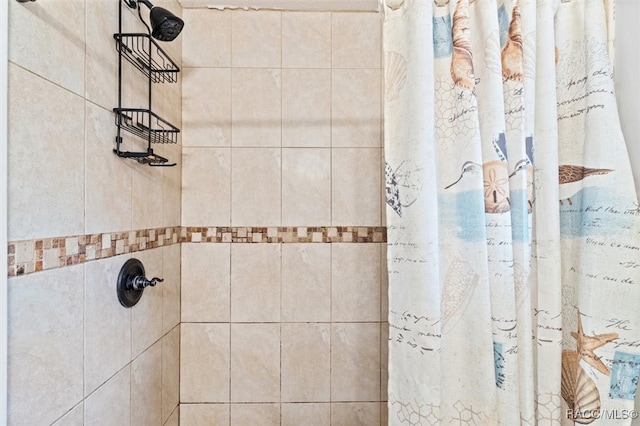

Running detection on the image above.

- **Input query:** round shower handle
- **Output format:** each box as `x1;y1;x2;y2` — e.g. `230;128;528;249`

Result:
117;258;163;308
130;275;164;290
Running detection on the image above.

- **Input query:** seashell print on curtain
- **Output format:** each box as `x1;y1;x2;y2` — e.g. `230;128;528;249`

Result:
383;0;640;424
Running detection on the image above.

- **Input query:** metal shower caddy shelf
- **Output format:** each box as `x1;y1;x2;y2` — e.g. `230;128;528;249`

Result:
114;33;179;83
113;4;180;167
114;108;179;145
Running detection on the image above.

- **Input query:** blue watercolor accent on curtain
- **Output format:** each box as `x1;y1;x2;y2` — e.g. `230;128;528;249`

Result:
498;4;510;48
433;14;453;59
609;351;640;400
559;187;637;237
509;190;530;242
440;190;487;242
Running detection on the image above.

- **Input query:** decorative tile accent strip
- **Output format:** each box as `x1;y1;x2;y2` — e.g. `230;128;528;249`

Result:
181;226;387;244
8;226;387;277
8;227;181;277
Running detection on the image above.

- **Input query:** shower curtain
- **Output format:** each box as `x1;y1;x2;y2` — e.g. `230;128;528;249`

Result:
383;0;640;424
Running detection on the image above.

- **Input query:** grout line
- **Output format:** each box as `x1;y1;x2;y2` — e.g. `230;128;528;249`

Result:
329;242;333;415
7;61;85;101
278;121;284;424
160;246;166;424
229;9;234;231
329;12;334;230
279;10;284;231
278;203;283;421
228;245;233;419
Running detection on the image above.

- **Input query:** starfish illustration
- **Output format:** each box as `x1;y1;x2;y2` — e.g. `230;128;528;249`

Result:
571;311;618;376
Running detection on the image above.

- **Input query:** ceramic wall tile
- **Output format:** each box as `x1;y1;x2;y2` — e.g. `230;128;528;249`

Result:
180;323;231;403
332;13;382;69
131;342;163;426
85;102;132;235
331;323;381;402
182;148;231;226
231;148;281;226
282;12;331;68
231;404;280;426
182;68;231;147
131;248;164;358
281;323;331;402
282;69;331;148
8;265;84;426
84;254;132;396
182;243;230;322
52;403;83;426
332;69;382;147
331;402;381;426
121;63;150;149
164;406;180;426
381;401;389;426
231;11;281;67
132;156;165;230
332;148;382;225
84;367;131;426
85;0;118;110
230;324;280;402
281;244;331;322
162;143;183;228
8;64;85;241
183;9;231;67
153;72;183;137
8;0;85;96
181;404;230;426
162;326;180;423
231;244;281;323
231;69;282;147
381;244;389;321
381;322;389;402
281;403;330;426
162;244;181;334
282;148;331;225
332;243;381;322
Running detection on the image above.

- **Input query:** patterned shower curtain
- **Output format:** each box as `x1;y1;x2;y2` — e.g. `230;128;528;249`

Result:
383;0;640;424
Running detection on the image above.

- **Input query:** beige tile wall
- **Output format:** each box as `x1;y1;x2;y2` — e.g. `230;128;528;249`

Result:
8;2;388;426
181;9;384;229
180;9;387;426
7;0;183;424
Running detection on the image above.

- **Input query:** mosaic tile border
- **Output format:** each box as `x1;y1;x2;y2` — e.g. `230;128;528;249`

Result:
8;226;387;277
8;227;182;277
182;226;387;244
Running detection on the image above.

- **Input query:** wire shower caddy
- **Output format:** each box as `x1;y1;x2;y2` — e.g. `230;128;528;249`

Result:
113;1;180;166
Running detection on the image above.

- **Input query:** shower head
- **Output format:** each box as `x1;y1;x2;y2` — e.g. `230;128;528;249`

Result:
149;6;185;41
126;0;184;42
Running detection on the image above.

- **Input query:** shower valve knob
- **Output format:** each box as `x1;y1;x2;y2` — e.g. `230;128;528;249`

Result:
130;276;164;290
117;258;163;308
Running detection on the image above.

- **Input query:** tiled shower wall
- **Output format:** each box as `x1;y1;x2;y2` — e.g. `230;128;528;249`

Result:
179;9;388;426
6;1;182;425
